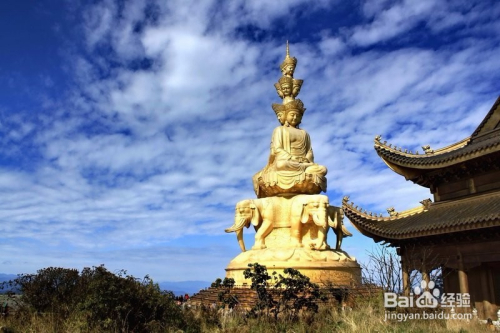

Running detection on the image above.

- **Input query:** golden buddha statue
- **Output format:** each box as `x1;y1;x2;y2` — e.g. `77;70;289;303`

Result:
225;42;360;287
253;99;327;198
253;42;327;198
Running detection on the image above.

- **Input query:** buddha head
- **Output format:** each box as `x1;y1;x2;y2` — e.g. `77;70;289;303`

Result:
280;42;297;78
278;76;293;98
272;104;286;125
286;109;302;127
283;99;306;128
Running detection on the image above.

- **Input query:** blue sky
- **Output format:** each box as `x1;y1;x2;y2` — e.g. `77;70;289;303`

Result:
1;0;499;282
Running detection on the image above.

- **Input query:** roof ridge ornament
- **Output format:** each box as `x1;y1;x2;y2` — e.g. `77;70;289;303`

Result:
375;135;424;156
420;198;433;209
422;145;434;155
387;207;399;217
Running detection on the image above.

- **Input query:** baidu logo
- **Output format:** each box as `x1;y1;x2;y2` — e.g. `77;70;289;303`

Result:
384;279;470;309
414;280;440;308
384;280;472;321
384;280;440;308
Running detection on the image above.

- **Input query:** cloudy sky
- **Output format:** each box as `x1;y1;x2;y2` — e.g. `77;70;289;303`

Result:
1;0;499;283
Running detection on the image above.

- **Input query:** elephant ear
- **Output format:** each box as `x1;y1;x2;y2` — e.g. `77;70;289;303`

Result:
250;203;261;227
327;206;337;228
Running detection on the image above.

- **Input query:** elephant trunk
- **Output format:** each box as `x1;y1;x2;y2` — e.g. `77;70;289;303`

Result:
312;211;327;227
236;229;246;252
226;217;248;252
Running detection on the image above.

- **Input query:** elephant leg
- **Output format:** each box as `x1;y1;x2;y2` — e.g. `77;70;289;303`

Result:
290;223;303;247
335;225;343;251
336;234;342;251
311;225;329;250
252;220;273;250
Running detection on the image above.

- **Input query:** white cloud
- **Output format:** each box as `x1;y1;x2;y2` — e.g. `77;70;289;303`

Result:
351;0;437;46
0;0;499;281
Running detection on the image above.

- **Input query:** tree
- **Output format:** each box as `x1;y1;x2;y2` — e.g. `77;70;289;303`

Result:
217;277;239;309
243;263;326;321
1;267;79;317
361;246;403;293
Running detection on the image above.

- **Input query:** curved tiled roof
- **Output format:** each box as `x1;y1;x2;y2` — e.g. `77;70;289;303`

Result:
374;95;500;172
342;192;500;241
471;96;500;138
374;134;500;169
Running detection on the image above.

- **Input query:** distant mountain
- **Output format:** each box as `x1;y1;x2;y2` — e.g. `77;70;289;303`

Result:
158;280;211;296
0;274;16;283
0;274;18;294
0;273;210;296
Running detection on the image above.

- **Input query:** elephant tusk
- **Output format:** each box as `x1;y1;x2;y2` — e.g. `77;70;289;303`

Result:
225;217;248;233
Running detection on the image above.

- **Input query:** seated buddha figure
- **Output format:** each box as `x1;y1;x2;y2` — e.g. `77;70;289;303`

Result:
253;99;327;198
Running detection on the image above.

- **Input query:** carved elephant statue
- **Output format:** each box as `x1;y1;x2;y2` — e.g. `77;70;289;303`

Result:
225;198;274;252
290;194;330;249
225;199;260;252
327;206;352;251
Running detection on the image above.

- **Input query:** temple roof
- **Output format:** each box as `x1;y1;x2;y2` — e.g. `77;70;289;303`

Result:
374;96;500;183
342;191;500;242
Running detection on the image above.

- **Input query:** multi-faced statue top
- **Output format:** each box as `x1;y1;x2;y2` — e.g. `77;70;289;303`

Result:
252;42;327;198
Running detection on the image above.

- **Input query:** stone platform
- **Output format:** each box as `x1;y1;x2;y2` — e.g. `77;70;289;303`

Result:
225;226;361;285
189;285;380;310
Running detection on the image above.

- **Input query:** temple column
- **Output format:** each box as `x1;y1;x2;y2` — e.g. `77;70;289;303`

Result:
457;251;469;295
481;267;493;318
401;253;410;296
421;261;430;290
487;268;496;305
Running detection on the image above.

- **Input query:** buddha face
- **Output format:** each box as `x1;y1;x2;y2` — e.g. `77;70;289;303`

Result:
286;110;302;127
276;111;285;125
281;83;292;97
281;65;295;77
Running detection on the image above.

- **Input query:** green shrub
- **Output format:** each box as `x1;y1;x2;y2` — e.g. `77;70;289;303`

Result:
1;265;200;332
2;267;79;317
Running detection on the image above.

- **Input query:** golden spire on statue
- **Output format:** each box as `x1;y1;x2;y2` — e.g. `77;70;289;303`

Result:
274;42;303;112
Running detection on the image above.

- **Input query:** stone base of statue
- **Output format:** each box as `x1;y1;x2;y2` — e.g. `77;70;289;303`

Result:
225;198;361;286
255;176;325;199
226;247;361;286
253;166;327;199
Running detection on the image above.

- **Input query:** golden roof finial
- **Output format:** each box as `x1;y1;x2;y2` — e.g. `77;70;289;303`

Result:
286;40;290;58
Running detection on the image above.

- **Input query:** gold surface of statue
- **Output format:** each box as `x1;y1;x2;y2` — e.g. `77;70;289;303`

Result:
255;96;327;197
273;42;303;107
259;45;327;197
225;42;360;286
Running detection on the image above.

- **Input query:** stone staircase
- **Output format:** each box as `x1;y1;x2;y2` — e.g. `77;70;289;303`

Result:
188;285;382;310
